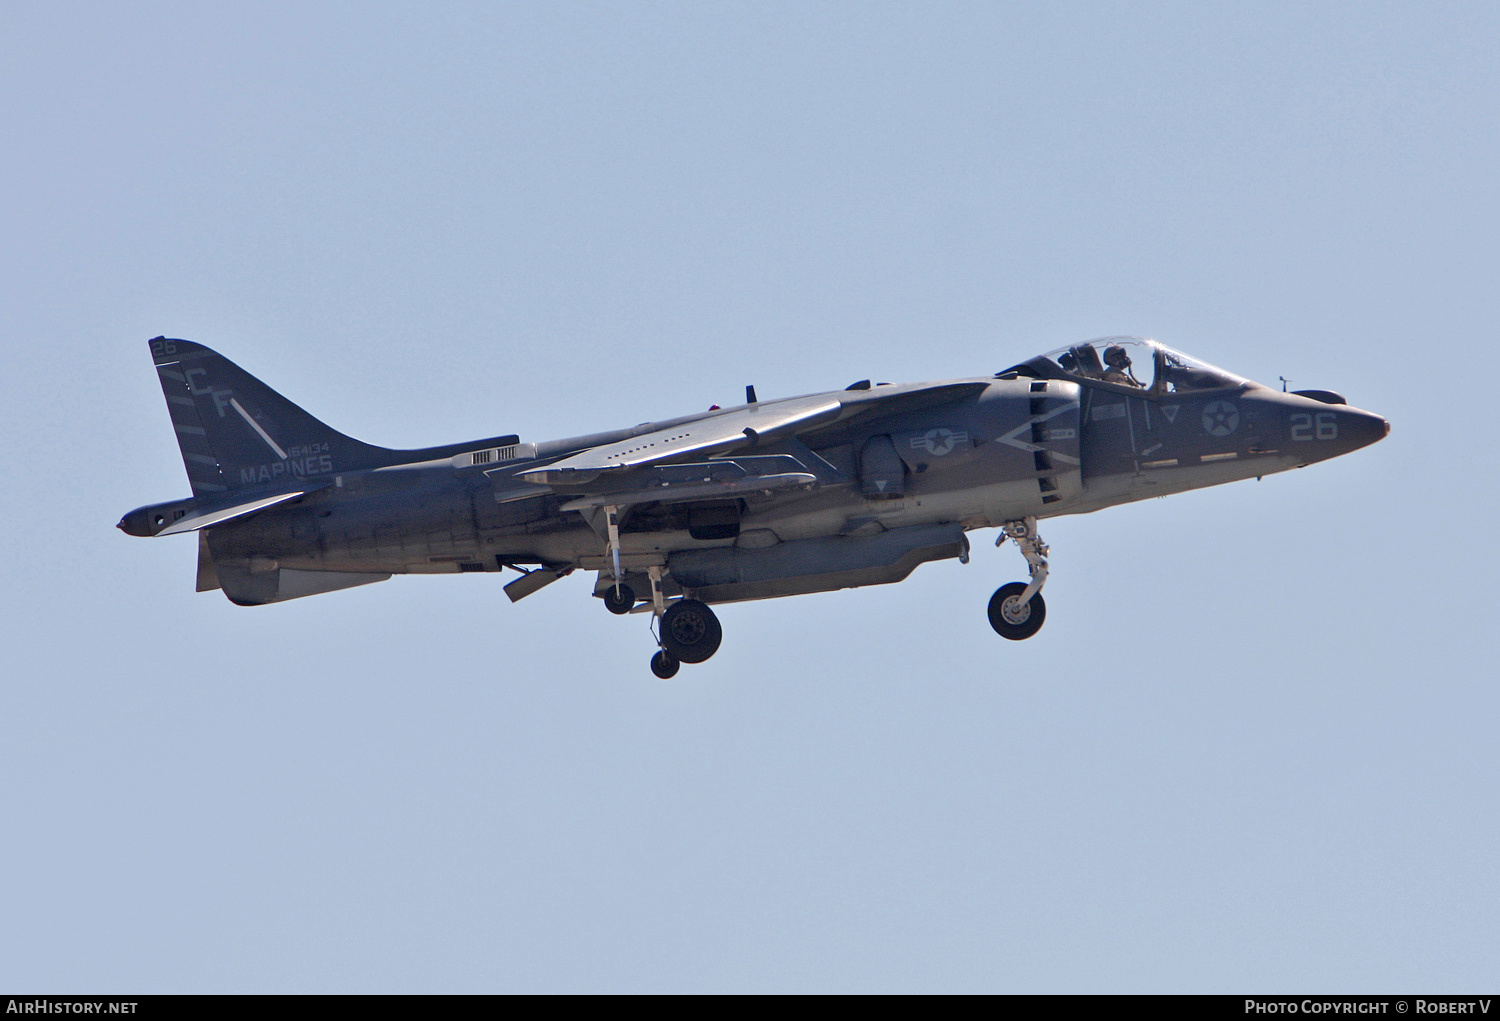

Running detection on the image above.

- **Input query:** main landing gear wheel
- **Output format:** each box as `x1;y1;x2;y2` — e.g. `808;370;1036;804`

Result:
650;650;680;679
988;582;1046;640
602;584;635;615
658;599;722;664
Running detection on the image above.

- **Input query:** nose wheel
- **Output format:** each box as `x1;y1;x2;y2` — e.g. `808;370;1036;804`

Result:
989;516;1050;640
988;582;1046;639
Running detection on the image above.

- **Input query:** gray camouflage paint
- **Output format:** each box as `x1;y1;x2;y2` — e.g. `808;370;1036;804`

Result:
119;337;1387;644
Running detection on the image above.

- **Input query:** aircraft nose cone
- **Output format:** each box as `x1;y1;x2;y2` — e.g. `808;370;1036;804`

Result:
1339;406;1390;453
1276;397;1388;462
1246;391;1388;465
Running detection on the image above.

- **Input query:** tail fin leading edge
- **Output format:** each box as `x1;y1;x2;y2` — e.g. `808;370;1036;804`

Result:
150;336;404;495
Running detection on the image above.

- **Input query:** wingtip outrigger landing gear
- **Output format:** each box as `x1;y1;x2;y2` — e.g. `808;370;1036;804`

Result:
603;504;631;613
989;516;1049;640
602;585;635;614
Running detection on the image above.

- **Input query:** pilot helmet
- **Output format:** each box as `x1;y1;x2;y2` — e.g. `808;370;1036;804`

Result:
1104;344;1131;369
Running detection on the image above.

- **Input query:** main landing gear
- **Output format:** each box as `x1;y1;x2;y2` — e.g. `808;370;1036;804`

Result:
647;564;722;677
658;598;722;664
597;558;724;677
647;599;723;679
989;516;1049;641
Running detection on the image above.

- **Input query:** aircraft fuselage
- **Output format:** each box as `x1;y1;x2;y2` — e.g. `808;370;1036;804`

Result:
119;337;1386;669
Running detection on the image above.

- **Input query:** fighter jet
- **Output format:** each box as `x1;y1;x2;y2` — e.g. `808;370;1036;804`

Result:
119;336;1387;677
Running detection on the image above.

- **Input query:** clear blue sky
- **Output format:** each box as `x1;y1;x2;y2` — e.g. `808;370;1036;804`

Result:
2;0;1495;992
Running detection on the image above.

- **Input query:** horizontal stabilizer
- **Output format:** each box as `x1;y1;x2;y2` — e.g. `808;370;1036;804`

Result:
118;479;332;537
156;490;309;535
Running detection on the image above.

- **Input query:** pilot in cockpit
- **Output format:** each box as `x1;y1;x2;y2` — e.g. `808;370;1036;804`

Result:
1101;344;1143;387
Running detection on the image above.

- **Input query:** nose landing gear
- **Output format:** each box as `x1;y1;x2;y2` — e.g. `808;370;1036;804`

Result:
989;516;1049;640
988;582;1046;639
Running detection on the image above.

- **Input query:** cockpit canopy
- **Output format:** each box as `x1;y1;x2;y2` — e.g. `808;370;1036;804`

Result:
1001;337;1257;395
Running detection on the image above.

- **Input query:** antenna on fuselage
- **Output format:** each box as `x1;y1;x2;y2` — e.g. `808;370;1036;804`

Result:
746;385;758;404
1279;376;1290;392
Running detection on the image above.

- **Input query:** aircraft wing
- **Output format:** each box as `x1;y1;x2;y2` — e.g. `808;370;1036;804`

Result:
516;394;844;486
552;456;821;511
486;380;990;509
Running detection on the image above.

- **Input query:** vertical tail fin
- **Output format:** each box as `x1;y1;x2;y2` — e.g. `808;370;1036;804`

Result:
150;336;398;495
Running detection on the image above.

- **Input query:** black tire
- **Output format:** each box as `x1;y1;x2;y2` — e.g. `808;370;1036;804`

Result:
602;583;636;615
650;650;680;679
988;582;1046;640
659;599;723;664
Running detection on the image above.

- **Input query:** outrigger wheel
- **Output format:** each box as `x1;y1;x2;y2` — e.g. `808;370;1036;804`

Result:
658;599;723;664
988;582;1046;640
